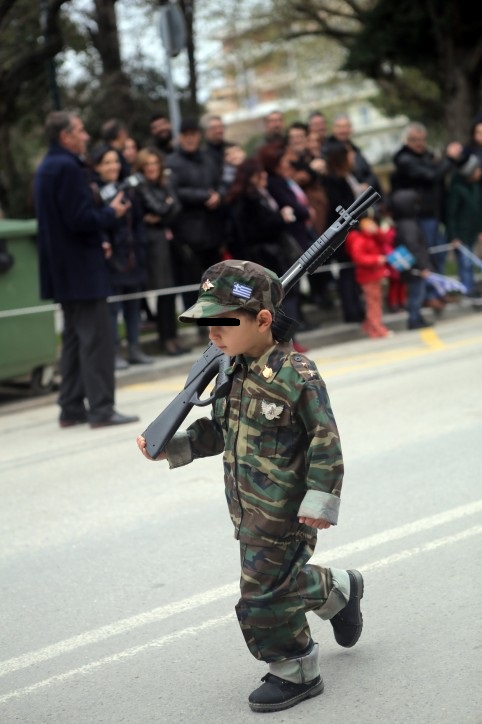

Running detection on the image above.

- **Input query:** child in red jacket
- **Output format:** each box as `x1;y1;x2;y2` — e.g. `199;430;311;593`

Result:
346;217;392;338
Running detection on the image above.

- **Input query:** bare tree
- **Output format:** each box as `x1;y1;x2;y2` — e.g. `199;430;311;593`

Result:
178;0;198;115
0;0;70;215
0;0;68;126
85;0;133;120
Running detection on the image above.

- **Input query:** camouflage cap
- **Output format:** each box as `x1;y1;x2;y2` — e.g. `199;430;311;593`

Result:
178;260;284;322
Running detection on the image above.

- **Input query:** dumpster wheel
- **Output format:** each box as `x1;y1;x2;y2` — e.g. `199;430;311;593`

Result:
31;365;55;395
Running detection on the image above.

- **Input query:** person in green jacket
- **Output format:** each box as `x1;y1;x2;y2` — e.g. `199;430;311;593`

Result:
137;259;364;713
445;155;482;296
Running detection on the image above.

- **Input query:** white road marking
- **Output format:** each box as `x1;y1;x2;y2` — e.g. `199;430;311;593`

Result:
0;524;480;706
309;498;482;566
360;524;482;571
0;500;481;682
0;613;234;705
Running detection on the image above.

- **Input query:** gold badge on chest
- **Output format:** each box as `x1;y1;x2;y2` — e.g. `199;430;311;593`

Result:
262;365;273;379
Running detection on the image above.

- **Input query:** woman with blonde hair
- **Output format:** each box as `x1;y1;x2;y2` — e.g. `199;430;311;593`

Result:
136;147;188;355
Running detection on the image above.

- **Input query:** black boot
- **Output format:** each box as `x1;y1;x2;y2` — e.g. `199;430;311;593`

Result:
248;673;323;713
330;569;364;647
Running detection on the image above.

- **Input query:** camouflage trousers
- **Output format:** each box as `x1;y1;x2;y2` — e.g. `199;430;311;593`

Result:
235;540;347;663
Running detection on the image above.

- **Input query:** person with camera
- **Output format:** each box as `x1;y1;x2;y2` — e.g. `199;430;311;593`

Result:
90;143;154;369
135;146;189;356
165;118;226;313
34;111;140;428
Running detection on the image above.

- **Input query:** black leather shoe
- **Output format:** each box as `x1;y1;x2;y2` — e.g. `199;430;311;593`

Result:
248;674;323;712
90;411;140;428
330;569;364;647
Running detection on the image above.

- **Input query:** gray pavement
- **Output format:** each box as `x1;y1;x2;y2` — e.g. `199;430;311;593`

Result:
103;295;482;388
0;294;480;413
1;312;481;722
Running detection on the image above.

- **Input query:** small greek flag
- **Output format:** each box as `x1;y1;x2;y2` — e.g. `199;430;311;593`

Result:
386;245;415;271
232;282;253;299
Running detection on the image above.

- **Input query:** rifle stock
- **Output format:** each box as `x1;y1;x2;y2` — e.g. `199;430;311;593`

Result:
142;186;380;459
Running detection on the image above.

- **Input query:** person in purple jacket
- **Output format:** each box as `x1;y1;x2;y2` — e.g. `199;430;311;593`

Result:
34;111;140;429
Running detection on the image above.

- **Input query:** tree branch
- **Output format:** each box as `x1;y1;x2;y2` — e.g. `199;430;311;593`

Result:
0;0;16;29
282;0;360;46
289;0;364;25
0;0;69;122
45;0;71;34
0;34;61;95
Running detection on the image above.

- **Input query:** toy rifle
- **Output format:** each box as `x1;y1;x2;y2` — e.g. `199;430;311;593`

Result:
142;186;380;458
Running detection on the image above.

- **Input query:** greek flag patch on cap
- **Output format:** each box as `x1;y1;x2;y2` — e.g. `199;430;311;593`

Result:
232;282;253;299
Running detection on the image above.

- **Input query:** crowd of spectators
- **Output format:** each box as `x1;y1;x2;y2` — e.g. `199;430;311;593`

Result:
36;107;482;377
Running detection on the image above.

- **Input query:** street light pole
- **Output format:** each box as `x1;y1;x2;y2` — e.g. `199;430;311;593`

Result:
163;44;181;137
159;1;187;137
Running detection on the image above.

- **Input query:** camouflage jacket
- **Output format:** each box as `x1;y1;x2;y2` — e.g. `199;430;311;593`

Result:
166;342;344;545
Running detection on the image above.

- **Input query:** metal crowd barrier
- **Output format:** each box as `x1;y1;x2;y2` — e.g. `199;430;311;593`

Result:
0;243;478;321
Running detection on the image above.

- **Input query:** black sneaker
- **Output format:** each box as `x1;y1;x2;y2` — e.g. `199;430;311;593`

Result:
330;569;364;647
248;673;323;713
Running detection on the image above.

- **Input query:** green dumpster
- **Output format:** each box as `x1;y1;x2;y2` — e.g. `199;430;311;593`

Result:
0;219;58;393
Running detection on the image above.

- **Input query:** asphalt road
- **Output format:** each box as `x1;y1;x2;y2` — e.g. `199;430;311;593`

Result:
0;314;481;723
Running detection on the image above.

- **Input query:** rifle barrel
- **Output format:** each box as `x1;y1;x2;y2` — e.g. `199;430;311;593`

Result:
280;187;380;293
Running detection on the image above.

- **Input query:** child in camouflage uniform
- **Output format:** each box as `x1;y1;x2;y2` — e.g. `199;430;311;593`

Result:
137;259;364;713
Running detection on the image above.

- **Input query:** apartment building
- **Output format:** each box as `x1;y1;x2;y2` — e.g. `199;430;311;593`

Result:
202;21;406;165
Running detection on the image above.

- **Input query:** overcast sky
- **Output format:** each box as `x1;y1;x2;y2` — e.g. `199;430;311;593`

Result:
59;0;221;101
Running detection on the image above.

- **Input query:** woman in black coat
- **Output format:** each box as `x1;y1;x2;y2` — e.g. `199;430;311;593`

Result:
135;147;188;356
319;141;365;323
90;144;153;368
226;156;307;350
226;157;294;272
257;142;315;253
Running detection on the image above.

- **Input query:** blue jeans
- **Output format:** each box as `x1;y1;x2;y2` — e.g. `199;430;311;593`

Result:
419;218;446;274
407;275;427;325
454;245;474;294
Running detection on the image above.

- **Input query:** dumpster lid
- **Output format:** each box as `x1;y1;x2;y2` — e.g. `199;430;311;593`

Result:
0;219;38;238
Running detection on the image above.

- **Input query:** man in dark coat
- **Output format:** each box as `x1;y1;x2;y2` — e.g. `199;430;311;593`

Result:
166;117;224;310
203;114;230;174
34;110;140;428
390;122;463;273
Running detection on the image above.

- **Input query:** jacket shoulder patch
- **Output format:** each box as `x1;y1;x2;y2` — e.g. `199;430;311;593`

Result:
290;353;319;380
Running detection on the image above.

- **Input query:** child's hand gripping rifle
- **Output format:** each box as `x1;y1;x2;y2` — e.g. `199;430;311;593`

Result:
142;186;380;459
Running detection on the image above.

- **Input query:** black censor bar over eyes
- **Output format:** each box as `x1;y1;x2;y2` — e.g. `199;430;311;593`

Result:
196;318;240;326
